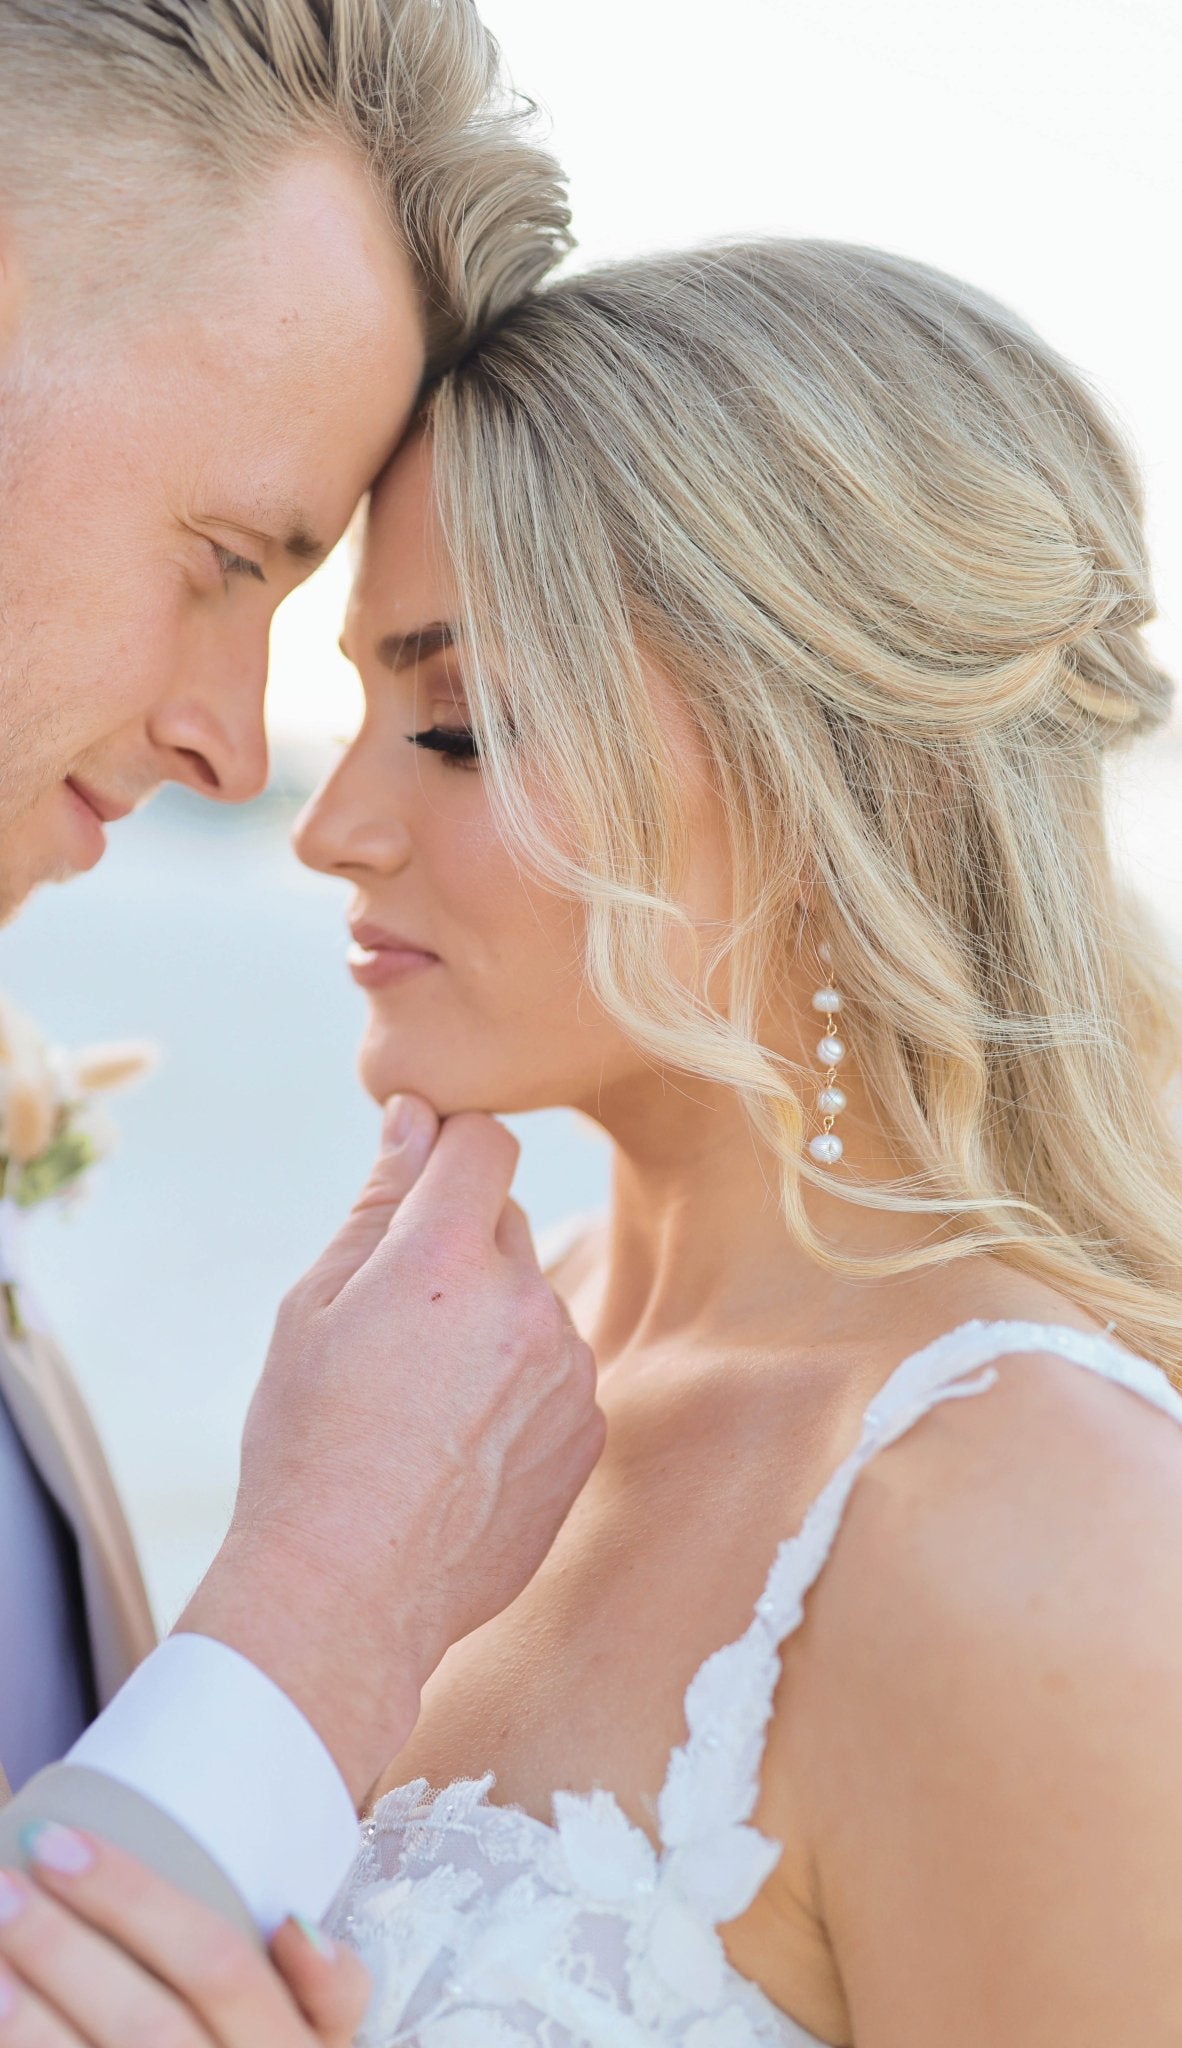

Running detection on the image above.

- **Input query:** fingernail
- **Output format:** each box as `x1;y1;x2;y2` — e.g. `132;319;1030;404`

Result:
382;1094;413;1146
293;1914;337;1960
19;1822;94;1877
0;1872;26;1925
0;1963;18;2019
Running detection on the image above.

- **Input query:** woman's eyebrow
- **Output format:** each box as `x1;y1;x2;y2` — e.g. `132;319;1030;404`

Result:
374;622;457;671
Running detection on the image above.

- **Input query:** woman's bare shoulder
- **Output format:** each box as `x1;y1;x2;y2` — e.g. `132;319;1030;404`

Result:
808;1298;1182;1655
760;1328;1182;2043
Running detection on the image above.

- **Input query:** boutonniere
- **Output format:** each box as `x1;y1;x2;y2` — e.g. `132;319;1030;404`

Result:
0;994;156;1339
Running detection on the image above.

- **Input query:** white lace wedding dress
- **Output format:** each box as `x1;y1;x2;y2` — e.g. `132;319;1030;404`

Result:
329;1319;1182;2048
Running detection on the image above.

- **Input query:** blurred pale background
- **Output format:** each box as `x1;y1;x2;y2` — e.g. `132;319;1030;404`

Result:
2;0;1179;1626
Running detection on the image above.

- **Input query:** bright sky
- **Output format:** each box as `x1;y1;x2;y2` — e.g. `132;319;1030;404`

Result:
266;0;1181;751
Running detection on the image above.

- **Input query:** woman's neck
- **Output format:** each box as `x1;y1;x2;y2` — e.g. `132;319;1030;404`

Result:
578;1063;939;1367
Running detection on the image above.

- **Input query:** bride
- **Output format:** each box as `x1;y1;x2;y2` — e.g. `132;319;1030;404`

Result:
295;239;1182;2044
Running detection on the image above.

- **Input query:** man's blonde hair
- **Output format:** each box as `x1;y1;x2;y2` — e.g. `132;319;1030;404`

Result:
428;241;1182;1378
0;0;570;365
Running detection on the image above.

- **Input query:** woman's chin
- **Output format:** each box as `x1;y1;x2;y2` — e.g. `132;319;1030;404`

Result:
356;1028;588;1120
360;1060;438;1112
357;1055;561;1122
358;1043;493;1117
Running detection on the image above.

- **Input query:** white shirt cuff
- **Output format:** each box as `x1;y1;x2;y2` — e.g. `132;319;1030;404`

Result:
67;1634;359;1933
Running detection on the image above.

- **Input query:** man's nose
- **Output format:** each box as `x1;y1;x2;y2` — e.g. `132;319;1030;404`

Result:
148;644;270;804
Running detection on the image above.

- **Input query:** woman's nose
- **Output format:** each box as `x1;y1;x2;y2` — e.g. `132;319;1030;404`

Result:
292;747;412;877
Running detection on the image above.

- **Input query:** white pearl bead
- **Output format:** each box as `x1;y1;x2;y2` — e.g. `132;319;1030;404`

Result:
818;940;832;964
810;987;842;1013
808;1132;844;1165
817;1085;847;1115
816;1034;845;1065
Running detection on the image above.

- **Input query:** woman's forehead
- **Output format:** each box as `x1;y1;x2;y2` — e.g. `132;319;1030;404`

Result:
353;431;453;623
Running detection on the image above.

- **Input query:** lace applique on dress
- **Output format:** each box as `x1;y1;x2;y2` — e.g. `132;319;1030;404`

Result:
330;1320;1182;2048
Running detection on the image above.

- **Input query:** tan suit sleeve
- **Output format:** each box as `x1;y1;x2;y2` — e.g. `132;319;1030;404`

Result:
0;1331;257;1930
0;1763;258;1941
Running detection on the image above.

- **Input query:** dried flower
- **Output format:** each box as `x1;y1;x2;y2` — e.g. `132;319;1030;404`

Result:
0;994;157;1336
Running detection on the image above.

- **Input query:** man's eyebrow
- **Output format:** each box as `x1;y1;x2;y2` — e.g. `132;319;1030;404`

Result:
283;524;327;564
374;622;457;670
198;512;327;565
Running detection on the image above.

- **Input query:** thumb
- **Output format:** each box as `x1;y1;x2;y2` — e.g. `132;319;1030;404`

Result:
307;1093;439;1302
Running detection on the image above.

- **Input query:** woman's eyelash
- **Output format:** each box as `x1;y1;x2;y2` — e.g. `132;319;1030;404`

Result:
212;543;266;583
407;725;481;766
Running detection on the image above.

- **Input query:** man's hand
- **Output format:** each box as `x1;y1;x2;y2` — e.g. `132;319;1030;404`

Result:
0;1828;368;2046
182;1097;604;1800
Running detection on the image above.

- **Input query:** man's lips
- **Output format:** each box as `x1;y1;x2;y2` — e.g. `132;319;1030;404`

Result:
347;922;440;991
65;776;136;825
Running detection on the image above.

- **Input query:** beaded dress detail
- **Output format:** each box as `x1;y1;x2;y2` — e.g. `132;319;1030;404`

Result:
330;1320;1182;2048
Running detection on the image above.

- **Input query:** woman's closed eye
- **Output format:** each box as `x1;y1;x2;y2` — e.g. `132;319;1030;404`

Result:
407;723;481;768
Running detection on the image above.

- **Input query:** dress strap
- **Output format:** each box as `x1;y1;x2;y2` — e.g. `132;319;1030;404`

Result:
657;1319;1182;1860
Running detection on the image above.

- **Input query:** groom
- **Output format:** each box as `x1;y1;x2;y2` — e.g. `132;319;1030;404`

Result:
0;0;600;2005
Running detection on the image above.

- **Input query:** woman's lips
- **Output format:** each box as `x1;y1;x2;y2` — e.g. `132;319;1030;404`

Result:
346;938;439;990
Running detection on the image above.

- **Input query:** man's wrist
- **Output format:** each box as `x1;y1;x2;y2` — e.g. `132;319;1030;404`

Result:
179;1526;422;1804
63;1638;361;1932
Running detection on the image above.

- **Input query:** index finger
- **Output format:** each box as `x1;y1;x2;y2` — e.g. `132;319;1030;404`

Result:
388;1112;521;1242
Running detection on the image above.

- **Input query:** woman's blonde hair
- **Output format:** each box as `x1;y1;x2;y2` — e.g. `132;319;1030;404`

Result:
428;240;1182;1379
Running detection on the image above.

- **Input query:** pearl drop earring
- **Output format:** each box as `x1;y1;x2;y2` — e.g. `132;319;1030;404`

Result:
808;955;846;1166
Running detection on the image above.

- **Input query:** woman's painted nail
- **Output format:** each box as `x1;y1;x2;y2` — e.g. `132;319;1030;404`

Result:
0;1872;26;1926
18;1822;95;1877
0;1962;19;2019
293;1914;337;1960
